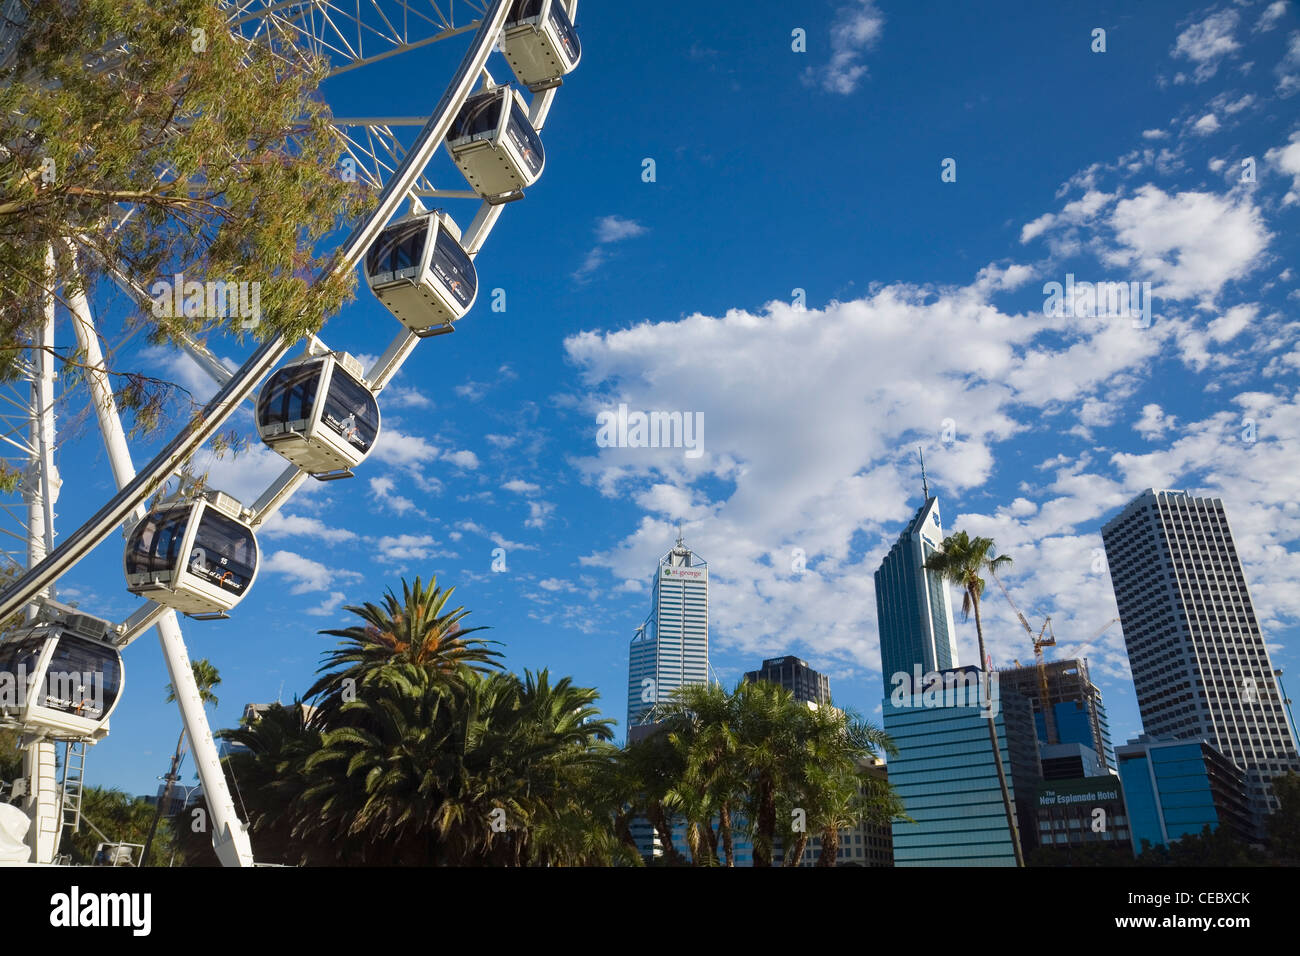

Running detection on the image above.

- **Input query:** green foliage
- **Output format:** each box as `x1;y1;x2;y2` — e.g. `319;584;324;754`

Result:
202;577;617;866
1267;771;1300;864
1134;825;1270;867
65;786;177;866
0;0;372;396
0;727;23;792
652;680;904;867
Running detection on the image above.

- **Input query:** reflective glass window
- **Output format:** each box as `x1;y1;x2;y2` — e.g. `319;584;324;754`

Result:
507;101;544;175
549;4;580;62
320;368;379;452
432;226;476;308
189;510;257;596
366;221;427;277
451;93;504;141
257;362;320;431
0;635;46;702
41;635;121;719
126;510;190;576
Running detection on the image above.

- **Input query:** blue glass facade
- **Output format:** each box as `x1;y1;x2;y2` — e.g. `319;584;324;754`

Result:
884;675;1039;866
1116;737;1252;853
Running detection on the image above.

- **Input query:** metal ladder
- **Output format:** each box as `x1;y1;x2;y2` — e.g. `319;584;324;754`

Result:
59;740;87;836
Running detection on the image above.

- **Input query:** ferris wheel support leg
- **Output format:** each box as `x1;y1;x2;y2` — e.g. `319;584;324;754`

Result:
21;738;59;864
66;267;254;867
25;246;60;608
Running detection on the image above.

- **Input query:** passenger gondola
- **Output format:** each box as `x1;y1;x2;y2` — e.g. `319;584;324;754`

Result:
503;0;581;90
0;603;123;741
257;350;381;479
365;210;478;336
124;490;260;618
447;85;545;201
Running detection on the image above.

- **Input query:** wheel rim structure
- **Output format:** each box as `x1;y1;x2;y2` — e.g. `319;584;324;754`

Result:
0;0;580;866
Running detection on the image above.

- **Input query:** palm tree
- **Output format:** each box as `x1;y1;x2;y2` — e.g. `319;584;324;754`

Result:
305;575;503;727
659;682;745;866
142;658;221;863
216;700;322;865
923;530;1024;867
732;680;805;867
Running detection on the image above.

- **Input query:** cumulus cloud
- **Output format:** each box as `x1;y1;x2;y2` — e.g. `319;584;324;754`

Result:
263;550;361;594
1133;403;1176;440
1172;10;1241;82
1102;185;1271;301
502;479;540;494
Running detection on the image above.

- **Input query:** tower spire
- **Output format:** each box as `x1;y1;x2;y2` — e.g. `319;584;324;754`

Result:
675;522;685;549
918;446;930;500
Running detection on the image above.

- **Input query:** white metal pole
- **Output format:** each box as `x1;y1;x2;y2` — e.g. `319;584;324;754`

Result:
66;259;254;867
20;248;61;865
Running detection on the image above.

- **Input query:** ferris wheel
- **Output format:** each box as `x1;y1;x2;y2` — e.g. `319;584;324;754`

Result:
0;0;582;867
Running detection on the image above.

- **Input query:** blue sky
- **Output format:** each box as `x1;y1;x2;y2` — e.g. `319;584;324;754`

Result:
25;0;1300;795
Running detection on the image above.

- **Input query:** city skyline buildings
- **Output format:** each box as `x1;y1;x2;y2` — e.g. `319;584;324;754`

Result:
1102;488;1300;830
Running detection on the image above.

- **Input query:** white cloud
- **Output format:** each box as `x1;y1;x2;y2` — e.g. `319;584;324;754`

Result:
458;520;536;551
595;215;648;244
1172;10;1241;82
382;385;433;409
565;266;1180;673
1278;31;1300;96
373;534;456;563
525;499;556;529
371;428;439;466
803;0;886;95
368;475;419;515
304;591;348;617
502;479;540;494
1141;128;1169;140
574;216;648;281
1133;403;1176;440
1193;112;1221;135
443;449;480;470
263;550;361;595
259;512;358;543
1257;1;1288;32
1103;184;1271;301
1265;129;1300;205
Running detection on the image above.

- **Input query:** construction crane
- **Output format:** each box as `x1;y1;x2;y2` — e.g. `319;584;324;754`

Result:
992;574;1058;745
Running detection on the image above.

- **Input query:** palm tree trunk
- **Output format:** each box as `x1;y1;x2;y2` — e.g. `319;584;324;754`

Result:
753;777;776;867
972;593;1025;867
816;827;838;866
720;800;734;867
785;832;808;866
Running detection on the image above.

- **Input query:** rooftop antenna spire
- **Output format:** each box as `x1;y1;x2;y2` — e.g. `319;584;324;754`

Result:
675;522;685;549
918;446;930;500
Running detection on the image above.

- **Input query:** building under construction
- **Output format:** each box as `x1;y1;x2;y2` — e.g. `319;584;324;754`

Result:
997;658;1115;775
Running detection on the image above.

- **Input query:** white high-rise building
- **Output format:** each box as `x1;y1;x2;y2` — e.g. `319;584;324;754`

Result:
627;533;708;739
1102;489;1300;829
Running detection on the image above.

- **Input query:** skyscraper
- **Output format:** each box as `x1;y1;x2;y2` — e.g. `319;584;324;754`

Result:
875;495;959;698
744;655;831;705
997;658;1116;772
626;532;709;739
1101;489;1300;828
